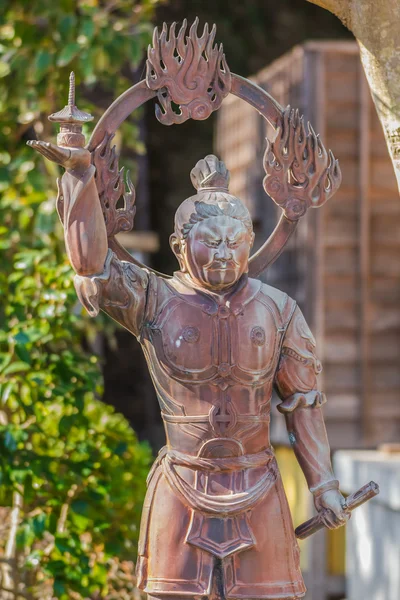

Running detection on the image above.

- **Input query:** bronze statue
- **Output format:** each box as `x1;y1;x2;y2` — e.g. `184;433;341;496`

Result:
28;19;378;600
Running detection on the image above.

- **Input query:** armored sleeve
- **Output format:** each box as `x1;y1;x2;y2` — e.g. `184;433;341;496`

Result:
74;249;149;338
274;305;326;413
275;306;336;492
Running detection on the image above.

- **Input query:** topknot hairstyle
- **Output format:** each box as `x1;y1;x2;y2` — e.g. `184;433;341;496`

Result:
174;155;253;239
190;155;230;192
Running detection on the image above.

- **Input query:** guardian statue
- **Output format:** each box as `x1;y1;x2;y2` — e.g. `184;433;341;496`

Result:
29;19;377;600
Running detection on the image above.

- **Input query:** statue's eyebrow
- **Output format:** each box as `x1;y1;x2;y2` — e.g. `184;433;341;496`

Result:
227;231;245;242
202;234;222;243
201;230;245;243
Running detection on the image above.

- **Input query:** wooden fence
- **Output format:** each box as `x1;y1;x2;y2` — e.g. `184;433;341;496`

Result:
216;41;400;451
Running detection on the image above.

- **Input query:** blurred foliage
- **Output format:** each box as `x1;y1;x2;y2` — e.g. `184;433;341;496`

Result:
0;1;163;598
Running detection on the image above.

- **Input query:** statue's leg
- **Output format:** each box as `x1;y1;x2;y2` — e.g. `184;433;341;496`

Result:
146;558;224;600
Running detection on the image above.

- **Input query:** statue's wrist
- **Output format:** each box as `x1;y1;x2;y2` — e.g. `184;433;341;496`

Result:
310;479;339;498
65;164;92;180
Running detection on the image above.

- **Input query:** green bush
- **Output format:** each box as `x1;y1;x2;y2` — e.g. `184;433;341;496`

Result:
0;1;162;598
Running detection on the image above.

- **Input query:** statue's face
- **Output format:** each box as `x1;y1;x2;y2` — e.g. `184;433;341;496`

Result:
179;216;254;290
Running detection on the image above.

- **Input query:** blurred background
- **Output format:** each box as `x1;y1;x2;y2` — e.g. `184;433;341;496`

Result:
1;1;399;599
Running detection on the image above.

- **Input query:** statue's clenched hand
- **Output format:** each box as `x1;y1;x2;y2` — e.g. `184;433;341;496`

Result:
27;140;91;174
314;488;350;530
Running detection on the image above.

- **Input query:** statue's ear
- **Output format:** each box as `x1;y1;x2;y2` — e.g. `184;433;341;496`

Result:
169;233;186;271
169;233;181;256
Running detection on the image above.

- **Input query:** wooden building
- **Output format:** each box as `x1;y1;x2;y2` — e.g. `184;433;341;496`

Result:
216;40;400;451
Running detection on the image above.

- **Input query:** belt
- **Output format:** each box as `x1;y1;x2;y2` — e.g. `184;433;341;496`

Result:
162;413;270;424
148;445;277;516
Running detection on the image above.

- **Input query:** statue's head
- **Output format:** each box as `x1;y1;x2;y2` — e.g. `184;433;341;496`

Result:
170;155;255;291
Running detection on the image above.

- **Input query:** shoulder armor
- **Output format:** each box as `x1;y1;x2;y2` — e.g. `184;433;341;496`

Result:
282;307;321;374
275;305;322;402
142;273;175;330
257;282;296;330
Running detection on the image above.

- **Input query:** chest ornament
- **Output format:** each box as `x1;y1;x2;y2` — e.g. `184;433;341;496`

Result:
182;326;200;343
251;326;266;346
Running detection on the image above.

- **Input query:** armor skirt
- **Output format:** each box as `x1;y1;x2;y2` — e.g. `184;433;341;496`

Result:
136;447;306;599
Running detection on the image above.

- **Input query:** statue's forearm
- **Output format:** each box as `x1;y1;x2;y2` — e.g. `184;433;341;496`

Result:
285;406;335;492
61;166;108;276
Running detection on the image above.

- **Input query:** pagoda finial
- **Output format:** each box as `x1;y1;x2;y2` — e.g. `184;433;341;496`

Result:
49;72;93;125
48;71;93;148
68;71;75;107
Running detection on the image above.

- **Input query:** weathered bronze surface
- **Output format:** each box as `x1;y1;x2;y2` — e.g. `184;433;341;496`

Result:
28;19;377;600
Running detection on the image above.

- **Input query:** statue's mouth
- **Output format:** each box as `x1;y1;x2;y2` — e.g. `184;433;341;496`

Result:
208;262;237;271
205;257;239;270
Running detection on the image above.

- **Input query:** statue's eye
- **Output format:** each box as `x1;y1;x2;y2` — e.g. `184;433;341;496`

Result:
203;239;220;248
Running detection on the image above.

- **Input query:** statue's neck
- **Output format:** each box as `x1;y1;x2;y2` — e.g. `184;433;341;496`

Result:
174;271;248;300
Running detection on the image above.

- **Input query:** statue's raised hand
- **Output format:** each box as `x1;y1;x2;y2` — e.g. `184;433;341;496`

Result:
27;140;91;175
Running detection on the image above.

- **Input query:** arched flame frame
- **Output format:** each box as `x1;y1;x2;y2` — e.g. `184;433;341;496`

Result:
87;19;341;280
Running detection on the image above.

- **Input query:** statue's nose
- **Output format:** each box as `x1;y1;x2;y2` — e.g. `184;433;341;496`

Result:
216;243;232;261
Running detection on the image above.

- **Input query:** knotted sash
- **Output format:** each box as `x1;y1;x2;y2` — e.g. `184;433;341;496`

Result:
149;446;278;516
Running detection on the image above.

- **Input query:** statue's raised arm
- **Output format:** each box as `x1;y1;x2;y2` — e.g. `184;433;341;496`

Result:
27;107;107;277
28;72;147;337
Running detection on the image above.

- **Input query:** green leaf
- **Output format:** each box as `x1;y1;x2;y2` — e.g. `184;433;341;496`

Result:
3;361;30;375
14;344;31;364
58;415;75;435
0;61;11;78
13;331;30;345
80;19;95;41
114;441;128;456
58;15;77;40
70;512;91;531
0;354;12;374
34;50;52;82
55;535;72;554
11;468;30;483
17;522;36;549
57;43;80;67
53;578;67;597
3;430;17;452
1;382;14;404
32;512;47;537
0;167;10;191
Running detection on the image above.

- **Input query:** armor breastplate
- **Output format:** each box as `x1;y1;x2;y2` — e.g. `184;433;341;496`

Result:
141;274;296;452
146;275;289;385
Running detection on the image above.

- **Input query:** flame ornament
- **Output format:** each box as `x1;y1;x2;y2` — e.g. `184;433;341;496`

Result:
263;106;342;221
146;18;232;125
92;132;136;237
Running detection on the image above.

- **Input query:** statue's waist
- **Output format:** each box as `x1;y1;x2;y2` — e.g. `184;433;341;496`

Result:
161;411;271;453
161;412;270;425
